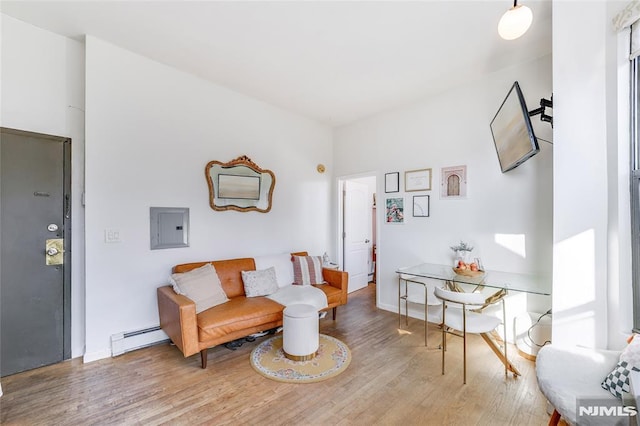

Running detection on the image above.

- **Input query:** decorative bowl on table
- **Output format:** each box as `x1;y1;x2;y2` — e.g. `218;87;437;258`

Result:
452;267;484;277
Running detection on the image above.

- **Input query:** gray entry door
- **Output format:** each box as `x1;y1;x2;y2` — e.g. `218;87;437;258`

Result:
1;128;71;376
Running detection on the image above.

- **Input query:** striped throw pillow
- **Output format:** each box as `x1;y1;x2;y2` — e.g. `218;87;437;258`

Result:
292;255;325;285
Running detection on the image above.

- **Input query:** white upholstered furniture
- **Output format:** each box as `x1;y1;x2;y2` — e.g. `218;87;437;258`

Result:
283;303;319;361
536;344;627;425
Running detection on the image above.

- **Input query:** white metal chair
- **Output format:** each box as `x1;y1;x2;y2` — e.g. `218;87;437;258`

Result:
398;274;443;346
434;286;507;384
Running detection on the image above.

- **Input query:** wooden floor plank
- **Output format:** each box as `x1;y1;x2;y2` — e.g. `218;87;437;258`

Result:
0;284;551;425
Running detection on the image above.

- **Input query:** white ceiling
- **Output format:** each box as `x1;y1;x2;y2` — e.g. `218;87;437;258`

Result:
1;0;552;127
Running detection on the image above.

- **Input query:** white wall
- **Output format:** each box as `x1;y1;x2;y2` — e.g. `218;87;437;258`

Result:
334;54;554;335
84;36;333;361
1;15;86;358
552;1;633;350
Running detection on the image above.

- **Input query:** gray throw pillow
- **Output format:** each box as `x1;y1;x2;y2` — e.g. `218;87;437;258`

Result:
241;267;279;297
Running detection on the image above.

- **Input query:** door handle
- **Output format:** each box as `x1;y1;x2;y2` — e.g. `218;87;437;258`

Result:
45;239;64;265
365;239;371;243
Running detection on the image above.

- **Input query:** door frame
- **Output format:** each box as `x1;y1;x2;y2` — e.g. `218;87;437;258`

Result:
336;172;378;302
1;127;72;362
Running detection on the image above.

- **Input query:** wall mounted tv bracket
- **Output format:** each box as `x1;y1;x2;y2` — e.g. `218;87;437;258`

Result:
529;95;553;128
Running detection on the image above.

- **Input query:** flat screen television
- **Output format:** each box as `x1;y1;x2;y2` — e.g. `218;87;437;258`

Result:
490;81;539;173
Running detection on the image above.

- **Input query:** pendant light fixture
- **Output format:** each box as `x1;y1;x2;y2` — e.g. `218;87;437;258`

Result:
498;0;533;40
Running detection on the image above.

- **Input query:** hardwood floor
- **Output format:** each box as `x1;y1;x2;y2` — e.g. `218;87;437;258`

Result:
0;284;551;425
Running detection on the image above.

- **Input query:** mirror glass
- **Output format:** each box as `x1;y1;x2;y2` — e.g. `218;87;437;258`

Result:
205;156;275;213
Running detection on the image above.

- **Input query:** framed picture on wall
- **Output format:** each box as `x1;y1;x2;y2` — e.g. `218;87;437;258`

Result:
385;172;400;193
441;165;467;199
413;195;430;217
385;197;404;223
405;168;432;191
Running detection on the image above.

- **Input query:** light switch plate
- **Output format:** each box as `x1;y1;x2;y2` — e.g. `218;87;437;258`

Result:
105;228;121;243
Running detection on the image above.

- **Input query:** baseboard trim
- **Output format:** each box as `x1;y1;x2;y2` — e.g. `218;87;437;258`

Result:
111;327;169;357
83;349;112;363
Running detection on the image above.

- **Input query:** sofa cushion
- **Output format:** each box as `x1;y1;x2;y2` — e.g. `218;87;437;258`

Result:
254;253;295;288
313;283;343;306
292;255;324;285
169;263;229;314
241;267;279;297
196;297;283;342
174;258;256;298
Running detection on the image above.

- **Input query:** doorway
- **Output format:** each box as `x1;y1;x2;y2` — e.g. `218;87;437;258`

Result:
338;174;377;296
1;127;72;376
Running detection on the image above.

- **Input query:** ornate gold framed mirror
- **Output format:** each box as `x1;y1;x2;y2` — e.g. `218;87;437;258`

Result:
205;155;275;213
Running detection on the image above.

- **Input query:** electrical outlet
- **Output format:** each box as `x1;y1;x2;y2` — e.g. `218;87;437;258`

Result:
105;229;121;243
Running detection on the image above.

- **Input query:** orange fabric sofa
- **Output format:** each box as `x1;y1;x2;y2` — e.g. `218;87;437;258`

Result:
157;252;348;368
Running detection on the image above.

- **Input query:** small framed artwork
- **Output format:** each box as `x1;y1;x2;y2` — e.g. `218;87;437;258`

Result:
405;168;432;192
441;165;467;199
385;197;404;223
413;195;430;217
385;172;400;193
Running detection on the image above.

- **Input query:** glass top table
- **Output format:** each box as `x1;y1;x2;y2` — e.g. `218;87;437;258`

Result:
396;262;551;377
396;262;551;296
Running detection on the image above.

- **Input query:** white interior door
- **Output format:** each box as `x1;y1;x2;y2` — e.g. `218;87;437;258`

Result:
343;180;371;293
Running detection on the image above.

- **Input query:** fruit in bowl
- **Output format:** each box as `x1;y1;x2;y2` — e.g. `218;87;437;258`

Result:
456;260;479;270
453;261;483;277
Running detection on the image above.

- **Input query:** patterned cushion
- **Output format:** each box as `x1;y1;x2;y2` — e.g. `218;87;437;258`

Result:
169;263;229;313
291;255;324;285
600;333;640;399
241;267;279;297
601;360;640;398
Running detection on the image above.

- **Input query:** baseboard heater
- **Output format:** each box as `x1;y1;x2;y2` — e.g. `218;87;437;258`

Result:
110;326;169;357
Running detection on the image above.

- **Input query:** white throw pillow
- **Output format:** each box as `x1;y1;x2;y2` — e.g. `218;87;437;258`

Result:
254;253;295;288
241;267;279;297
169;263;229;314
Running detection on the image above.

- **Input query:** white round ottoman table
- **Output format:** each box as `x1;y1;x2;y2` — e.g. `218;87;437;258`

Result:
283;303;319;361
